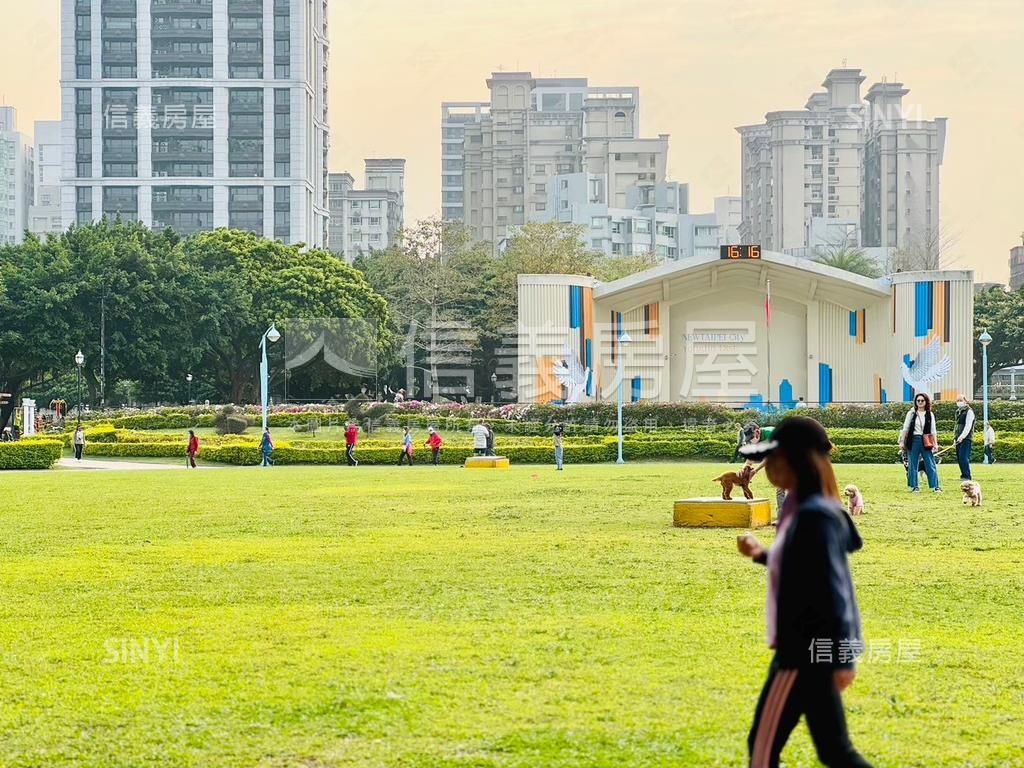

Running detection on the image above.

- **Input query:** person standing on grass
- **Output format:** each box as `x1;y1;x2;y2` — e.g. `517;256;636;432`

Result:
984;421;996;464
553;423;565;471
899;393;941;493
736;417;872;768
345;421;359;466
187;430;200;469
398;426;414;466
471;421;489;456
485;423;496;457
426;427;443;465
73;425;86;461
260;428;274;467
953;395;977;480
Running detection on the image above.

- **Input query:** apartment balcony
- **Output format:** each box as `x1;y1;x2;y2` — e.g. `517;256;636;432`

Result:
151;0;213;12
102;0;138;14
228;0;263;13
228;50;264;65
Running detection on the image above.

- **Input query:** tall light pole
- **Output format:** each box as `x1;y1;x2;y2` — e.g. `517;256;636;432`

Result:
979;330;992;463
186;373;193;405
616;331;632;465
490;372;498;405
260;324;281;433
74;350;85;425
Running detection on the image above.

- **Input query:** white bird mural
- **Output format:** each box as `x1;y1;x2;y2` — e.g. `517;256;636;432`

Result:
553;344;590;404
901;336;953;394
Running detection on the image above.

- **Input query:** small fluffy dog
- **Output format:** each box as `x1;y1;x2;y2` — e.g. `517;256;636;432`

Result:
715;461;758;500
960;480;983;507
843;484;865;516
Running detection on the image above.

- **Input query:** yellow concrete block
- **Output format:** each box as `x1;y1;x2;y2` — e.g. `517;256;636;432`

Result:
673;497;773;528
464;456;511;470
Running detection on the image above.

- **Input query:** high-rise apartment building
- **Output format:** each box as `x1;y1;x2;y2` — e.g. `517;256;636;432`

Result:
1010;239;1024;291
0;107;34;246
737;68;945;257
440;101;488;223
328;159;405;262
60;0;329;246
30;120;64;238
444;73;665;252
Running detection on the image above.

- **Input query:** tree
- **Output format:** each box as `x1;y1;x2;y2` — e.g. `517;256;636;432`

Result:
591;251;659;282
355;219;497;399
891;226;961;272
813;247;883;279
973;286;1024;394
182;229;390;403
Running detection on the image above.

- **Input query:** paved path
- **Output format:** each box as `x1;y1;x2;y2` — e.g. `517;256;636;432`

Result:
58;458;217;471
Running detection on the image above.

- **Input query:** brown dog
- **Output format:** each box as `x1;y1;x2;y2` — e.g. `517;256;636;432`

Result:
960;480;982;507
715;462;757;500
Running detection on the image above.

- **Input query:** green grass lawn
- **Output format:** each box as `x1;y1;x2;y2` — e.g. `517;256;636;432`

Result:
2;462;1023;767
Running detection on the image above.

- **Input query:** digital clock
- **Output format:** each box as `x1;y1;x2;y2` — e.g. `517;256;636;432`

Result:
720;244;762;260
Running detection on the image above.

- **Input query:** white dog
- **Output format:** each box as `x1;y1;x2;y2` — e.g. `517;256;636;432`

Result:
960;480;983;507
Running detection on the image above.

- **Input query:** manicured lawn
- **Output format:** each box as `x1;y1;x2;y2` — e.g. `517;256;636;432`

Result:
2;462;1022;767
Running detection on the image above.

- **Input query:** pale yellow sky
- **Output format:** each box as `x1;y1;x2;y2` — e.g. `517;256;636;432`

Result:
2;0;1022;281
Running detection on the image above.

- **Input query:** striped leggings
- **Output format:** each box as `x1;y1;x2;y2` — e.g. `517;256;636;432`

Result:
748;657;872;768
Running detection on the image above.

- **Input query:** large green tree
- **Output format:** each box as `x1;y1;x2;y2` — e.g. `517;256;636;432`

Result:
355;219;497;397
973;286;1024;393
182;229;390;402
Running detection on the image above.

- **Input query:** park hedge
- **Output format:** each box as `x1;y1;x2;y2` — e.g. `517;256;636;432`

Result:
0;440;64;470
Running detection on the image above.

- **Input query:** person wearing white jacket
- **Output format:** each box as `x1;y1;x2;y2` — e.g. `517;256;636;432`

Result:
898;393;941;493
471;422;489;456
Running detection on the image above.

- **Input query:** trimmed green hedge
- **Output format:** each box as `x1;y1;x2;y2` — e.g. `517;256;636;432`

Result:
0;440;64;470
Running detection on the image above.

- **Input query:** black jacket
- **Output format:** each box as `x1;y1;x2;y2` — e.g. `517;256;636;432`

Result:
771;495;864;670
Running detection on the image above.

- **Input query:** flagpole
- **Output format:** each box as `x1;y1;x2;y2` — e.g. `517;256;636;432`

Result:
766;279;773;407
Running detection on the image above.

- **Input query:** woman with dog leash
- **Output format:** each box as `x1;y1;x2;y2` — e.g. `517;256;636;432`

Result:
899;393;942;493
736;417;872;768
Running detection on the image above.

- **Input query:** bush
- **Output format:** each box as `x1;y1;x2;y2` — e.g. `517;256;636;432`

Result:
83;442;188;459
0;440;65;470
214;406;249;436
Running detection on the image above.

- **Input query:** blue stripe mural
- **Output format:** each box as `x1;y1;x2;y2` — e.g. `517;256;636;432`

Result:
914;281;934;337
631;376;642;403
779;379;795;410
849;311;858;338
569;285;583;329
818;363;834;406
903;353;914;402
585;339;593;396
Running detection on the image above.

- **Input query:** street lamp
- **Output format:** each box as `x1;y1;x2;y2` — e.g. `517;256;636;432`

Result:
74;350;85;425
186;373;193;405
490;372;498;405
979;330;992;463
260;324;281;432
616;331;632;465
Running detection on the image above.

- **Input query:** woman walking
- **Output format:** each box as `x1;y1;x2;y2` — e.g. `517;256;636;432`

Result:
398;427;414;466
260;428;274;467
984;421;996;464
186;429;200;469
426;427;443;465
737;417;872;768
899;393;941;493
73;425;86;461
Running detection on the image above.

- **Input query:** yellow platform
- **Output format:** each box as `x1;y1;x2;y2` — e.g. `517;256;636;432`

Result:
464;455;510;470
673;497;773;528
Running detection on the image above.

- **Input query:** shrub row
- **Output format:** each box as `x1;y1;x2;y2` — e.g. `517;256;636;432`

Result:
0;440;64;470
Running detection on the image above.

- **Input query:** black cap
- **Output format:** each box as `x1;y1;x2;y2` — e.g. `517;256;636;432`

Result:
738;416;833;461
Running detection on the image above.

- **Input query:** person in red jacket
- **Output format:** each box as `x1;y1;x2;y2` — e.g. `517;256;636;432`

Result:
186;429;200;469
425;427;443;466
345;421;359;466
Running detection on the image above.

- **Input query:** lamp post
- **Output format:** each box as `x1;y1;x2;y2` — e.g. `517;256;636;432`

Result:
490;372;497;405
186;373;193;405
979;330;992;463
260;324;281;433
616;331;632;464
74;350;85;425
